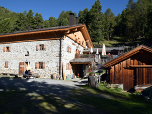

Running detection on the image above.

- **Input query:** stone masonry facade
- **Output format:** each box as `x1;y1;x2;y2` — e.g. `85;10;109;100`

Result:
0;36;84;78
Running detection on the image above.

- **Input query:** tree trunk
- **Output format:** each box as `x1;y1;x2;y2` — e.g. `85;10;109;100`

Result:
88;76;99;87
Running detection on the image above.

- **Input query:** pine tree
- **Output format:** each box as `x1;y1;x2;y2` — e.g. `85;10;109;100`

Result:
49;17;58;27
88;0;104;43
33;12;44;29
26;9;34;29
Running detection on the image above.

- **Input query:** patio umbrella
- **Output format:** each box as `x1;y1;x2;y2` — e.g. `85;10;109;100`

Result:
102;44;106;55
27;62;31;70
99;54;100;59
90;46;93;54
96;48;99;54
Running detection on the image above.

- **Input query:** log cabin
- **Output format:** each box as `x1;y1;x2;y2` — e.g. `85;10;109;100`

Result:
104;45;152;91
0;13;93;79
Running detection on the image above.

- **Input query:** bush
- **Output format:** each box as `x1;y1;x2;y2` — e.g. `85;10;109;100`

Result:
89;71;95;76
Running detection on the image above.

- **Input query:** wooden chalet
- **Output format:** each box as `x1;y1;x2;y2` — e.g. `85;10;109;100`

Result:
104;45;152;91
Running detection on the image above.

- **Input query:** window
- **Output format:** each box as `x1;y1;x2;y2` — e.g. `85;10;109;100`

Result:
66;63;70;70
35;62;45;69
76;49;79;54
5;62;8;68
36;44;46;51
67;46;71;53
25;51;29;56
3;46;11;52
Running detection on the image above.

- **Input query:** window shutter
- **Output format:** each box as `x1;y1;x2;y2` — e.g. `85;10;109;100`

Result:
9;47;11;52
35;62;38;69
36;45;40;51
67;46;68;52
43;62;45;69
44;44;46;50
5;62;8;68
3;47;5;52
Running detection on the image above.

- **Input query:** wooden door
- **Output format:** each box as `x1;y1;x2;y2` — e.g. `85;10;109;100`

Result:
19;62;24;75
123;69;134;91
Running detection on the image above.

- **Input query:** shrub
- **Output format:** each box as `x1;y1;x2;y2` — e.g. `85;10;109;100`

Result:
89;71;95;76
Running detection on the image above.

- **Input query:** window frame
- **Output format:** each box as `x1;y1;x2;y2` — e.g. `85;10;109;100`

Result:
35;62;45;69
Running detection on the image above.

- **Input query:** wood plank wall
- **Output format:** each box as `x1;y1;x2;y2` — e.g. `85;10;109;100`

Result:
109;50;152;91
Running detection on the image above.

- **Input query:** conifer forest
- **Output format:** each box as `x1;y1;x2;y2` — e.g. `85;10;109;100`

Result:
0;0;152;44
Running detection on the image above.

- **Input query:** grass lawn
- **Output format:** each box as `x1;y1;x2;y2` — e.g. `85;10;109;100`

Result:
0;82;152;114
93;37;151;47
71;83;152;114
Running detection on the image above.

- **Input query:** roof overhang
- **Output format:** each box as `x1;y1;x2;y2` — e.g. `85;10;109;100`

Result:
70;58;94;64
0;24;93;48
104;45;152;68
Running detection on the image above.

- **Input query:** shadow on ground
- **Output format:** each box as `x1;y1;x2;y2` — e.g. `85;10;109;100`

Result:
0;77;151;114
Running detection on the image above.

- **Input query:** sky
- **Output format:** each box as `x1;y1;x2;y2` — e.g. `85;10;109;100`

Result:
1;0;138;20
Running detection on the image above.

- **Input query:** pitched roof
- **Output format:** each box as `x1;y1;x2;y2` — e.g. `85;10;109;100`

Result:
104;45;152;68
0;24;93;48
70;58;94;64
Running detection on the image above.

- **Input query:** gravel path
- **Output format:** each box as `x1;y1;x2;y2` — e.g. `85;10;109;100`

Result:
0;77;88;95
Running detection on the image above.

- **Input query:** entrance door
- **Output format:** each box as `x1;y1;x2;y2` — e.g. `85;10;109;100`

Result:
19;62;25;75
123;69;135;91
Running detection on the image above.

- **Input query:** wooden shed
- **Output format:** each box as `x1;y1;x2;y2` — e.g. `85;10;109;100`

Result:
104;45;152;91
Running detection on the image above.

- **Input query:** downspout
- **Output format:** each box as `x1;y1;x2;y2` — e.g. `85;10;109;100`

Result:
59;31;62;79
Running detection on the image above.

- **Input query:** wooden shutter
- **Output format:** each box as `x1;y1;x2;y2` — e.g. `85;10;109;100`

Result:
5;62;8;68
3;47;5;52
43;62;45;69
35;62;38;69
67;46;69;52
36;45;40;51
44;44;46;50
9;47;11;52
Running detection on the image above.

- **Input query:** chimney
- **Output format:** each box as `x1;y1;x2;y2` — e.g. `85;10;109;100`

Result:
69;13;74;26
27;25;30;31
75;17;78;25
38;25;41;29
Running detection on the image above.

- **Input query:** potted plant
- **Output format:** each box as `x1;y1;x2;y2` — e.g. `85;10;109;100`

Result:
75;53;80;58
89;71;95;76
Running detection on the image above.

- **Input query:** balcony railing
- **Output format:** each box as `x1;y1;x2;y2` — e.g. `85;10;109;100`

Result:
75;54;95;58
75;54;117;64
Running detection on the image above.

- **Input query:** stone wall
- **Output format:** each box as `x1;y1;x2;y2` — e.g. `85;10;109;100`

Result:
62;36;84;77
0;36;84;78
0;40;61;78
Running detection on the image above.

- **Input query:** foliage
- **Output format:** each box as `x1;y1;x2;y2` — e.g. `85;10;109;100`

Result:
1;0;152;45
81;54;89;58
89;71;95;75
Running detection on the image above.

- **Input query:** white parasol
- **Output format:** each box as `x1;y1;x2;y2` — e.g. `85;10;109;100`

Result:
96;48;99;54
102;44;106;55
27;62;31;70
90;46;93;54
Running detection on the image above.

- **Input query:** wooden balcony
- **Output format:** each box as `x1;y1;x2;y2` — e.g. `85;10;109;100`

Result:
75;54;95;58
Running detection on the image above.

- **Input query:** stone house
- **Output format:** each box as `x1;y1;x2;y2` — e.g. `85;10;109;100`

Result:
0;14;93;79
